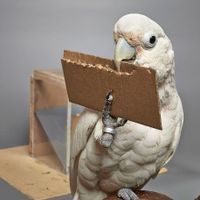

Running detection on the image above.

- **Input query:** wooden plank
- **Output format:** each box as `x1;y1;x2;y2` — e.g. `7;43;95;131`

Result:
0;146;70;200
33;69;65;87
29;75;55;156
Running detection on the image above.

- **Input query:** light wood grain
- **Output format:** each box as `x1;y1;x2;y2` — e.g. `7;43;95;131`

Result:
0;146;70;200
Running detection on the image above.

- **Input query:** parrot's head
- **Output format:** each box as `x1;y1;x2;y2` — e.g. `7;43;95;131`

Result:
114;14;175;84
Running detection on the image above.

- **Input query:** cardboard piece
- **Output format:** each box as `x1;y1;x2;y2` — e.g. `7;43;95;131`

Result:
62;50;162;130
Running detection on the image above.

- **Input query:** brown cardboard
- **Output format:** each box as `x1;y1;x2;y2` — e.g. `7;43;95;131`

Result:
62;50;162;130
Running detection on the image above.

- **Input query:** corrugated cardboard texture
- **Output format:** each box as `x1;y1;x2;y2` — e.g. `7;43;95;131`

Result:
62;50;161;129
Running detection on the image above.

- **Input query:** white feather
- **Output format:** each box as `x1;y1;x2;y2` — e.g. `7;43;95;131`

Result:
70;14;184;200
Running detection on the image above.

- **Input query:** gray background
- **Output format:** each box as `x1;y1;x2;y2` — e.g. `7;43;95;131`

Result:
0;0;200;199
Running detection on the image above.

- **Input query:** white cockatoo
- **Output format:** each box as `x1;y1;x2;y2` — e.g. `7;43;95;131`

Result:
70;14;184;200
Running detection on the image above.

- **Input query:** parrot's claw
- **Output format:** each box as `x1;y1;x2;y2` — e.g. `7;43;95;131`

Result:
101;90;127;148
102;90;115;126
100;133;114;148
105;90;114;103
118;188;139;200
116;118;128;127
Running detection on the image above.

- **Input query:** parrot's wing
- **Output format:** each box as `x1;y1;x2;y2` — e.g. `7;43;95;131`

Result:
153;121;182;179
163;120;183;166
162;98;184;167
154;98;184;179
70;108;100;194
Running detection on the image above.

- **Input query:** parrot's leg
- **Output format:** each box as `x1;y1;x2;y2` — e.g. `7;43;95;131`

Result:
100;133;114;148
118;188;139;200
101;90;127;147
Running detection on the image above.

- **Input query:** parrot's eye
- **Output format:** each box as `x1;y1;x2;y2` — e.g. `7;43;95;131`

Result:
143;32;157;48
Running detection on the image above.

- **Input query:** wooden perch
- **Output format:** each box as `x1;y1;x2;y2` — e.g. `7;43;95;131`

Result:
195;196;200;200
105;190;173;200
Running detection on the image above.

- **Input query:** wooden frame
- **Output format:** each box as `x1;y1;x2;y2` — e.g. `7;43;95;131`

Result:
29;69;69;171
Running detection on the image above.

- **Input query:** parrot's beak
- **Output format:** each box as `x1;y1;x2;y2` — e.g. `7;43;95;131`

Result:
114;37;136;71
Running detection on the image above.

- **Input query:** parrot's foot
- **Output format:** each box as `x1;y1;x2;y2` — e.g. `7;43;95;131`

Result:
101;90;127;148
117;188;139;200
100;91;127;147
100;133;114;147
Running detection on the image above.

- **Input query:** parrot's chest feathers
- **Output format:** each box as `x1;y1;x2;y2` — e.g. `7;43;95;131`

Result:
99;125;161;190
98;93;181;190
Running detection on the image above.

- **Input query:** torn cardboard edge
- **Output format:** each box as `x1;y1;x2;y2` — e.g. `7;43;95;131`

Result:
61;50;162;130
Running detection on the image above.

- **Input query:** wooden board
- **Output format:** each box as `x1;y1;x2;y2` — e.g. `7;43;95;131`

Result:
0;146;70;200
